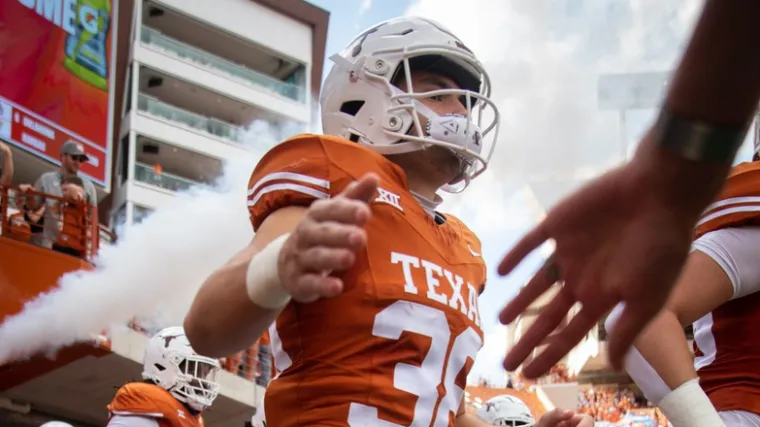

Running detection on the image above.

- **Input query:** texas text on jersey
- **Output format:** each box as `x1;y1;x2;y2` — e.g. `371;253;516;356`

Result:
107;383;204;427
247;133;487;427
692;160;760;416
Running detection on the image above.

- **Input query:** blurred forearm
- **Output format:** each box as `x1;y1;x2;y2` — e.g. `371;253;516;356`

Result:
666;0;760;127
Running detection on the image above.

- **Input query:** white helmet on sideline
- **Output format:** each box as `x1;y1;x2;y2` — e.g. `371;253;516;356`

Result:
142;326;221;412
476;395;535;426
320;16;500;192
40;422;74;427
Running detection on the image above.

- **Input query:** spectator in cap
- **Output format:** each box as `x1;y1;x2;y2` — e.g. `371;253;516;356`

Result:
22;140;97;249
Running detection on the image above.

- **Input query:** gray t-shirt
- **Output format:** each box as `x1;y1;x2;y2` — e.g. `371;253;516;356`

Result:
33;171;98;247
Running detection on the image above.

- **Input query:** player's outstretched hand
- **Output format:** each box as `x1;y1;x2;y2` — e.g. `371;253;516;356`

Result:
278;173;379;303
534;409;594;427
497;157;697;378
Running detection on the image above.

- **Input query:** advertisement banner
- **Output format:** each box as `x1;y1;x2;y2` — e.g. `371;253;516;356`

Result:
0;0;116;187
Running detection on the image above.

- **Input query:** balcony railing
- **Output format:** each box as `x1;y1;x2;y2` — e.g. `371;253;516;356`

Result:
134;162;198;192
1;185;102;261
136;93;246;143
140;26;305;103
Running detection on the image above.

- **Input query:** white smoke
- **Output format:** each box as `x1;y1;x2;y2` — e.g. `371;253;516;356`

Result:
0;121;290;364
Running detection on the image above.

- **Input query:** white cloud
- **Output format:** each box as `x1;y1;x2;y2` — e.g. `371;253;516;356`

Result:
359;0;373;17
404;0;706;380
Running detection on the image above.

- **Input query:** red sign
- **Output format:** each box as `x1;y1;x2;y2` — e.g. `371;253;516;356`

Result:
0;0;116;187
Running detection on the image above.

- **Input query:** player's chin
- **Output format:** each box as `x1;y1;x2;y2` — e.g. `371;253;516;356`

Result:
430;148;463;180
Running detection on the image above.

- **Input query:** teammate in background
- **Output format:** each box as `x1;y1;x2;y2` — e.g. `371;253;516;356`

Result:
604;143;760;427
476;395;593;427
185;16;591;427
498;0;760;379
476;395;535;426
105;327;221;427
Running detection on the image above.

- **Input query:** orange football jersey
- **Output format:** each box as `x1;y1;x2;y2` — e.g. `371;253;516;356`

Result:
691;161;760;416
107;382;204;427
247;134;487;427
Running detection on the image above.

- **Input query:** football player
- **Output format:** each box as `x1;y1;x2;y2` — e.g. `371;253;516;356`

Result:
477;395;535;426
604;143;760;427
476;395;593;427
105;327;221;427
186;15;597;427
184;15;505;427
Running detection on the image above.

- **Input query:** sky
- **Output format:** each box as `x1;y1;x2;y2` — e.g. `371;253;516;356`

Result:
306;0;757;385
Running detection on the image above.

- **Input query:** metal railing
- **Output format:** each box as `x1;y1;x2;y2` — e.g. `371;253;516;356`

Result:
2;185;272;387
136;93;245;143
134;162;198;192
1;185;102;261
140;26;305;103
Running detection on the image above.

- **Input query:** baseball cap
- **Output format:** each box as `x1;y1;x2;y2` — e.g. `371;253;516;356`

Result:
60;140;89;161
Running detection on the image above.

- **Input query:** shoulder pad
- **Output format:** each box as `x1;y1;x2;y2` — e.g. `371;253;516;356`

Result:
696;161;760;238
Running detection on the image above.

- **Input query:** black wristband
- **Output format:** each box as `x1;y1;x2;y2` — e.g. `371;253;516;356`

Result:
653;107;748;164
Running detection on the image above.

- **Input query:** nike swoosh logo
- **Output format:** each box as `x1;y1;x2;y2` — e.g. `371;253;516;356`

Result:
468;244;480;257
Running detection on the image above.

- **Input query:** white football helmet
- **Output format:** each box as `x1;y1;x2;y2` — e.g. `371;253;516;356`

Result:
321;16;500;192
142;326;221;412
39;422;74;427
476;395;535;426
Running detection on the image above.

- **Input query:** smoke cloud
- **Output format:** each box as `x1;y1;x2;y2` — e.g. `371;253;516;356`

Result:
0;122;282;363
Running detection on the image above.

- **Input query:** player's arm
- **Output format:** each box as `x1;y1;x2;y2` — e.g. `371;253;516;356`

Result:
634;226;760;390
184;206;306;357
185;138;379;358
631;250;728;390
105;415;160;427
607;227;760;427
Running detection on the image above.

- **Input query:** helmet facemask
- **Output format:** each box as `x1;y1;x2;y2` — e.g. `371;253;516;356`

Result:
321;17;500;193
142;327;221;413
169;353;221;412
385;52;498;192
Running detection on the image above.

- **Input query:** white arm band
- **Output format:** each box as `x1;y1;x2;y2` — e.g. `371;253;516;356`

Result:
659;379;725;427
605;303;673;404
691;226;760;299
246;233;292;309
107;415;161;427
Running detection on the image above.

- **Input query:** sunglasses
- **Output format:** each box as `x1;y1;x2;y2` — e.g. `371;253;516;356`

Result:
69;154;88;162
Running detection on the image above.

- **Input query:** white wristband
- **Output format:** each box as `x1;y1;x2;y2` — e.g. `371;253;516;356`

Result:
245;233;292;309
659;379;725;427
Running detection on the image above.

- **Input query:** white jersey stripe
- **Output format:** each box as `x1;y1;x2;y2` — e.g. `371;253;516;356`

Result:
698;205;760;227
702;196;760;214
247;172;329;197
248;183;330;208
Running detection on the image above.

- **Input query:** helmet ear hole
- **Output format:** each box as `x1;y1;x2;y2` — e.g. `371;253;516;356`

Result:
340;101;365;116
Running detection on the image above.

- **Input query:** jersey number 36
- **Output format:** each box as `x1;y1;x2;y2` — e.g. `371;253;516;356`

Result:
347;301;482;427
